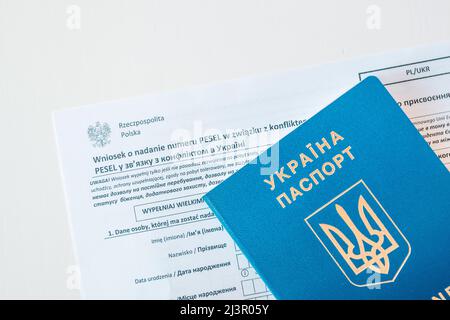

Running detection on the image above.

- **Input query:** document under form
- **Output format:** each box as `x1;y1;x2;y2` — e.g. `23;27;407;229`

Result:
54;42;450;299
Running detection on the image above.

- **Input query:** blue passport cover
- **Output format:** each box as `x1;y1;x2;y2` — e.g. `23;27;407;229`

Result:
203;76;449;299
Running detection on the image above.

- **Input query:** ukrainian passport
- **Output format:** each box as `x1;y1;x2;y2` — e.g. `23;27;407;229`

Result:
203;76;450;299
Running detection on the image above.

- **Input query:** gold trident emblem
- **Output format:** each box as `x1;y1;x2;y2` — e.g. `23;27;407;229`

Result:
319;195;399;275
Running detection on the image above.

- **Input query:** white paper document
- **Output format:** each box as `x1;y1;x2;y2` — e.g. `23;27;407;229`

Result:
54;42;450;299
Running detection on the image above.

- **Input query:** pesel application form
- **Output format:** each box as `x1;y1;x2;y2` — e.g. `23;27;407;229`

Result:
54;42;450;299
